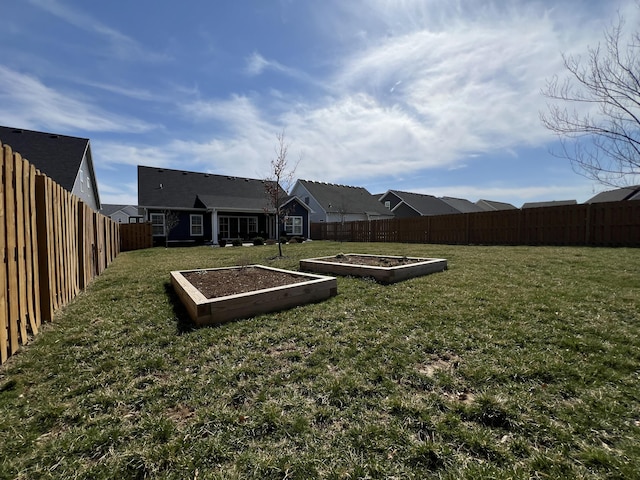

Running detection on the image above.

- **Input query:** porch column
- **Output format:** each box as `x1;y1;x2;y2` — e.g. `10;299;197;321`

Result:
212;209;218;244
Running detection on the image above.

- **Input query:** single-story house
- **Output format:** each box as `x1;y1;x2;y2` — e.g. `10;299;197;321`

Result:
100;204;144;223
291;179;394;223
138;166;310;246
379;190;459;218
585;185;640;203
476;199;518;211
0;125;101;211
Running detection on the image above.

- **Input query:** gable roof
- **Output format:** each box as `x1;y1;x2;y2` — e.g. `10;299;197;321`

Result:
100;204;141;217
476;199;518;211
440;196;486;213
0;125;92;193
585;185;640;203
521;200;577;209
383;190;459;216
296;179;391;216
138;165;283;211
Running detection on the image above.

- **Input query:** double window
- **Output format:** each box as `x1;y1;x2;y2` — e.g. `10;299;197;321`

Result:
151;213;165;236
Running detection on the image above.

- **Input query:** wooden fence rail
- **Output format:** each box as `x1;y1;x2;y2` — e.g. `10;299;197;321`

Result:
1;141;120;364
311;201;640;247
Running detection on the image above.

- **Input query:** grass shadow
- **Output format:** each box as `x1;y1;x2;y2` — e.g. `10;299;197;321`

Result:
163;282;197;335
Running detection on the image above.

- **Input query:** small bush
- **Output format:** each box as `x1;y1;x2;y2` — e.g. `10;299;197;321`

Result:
279;236;288;244
265;239;277;245
252;237;265;246
232;238;243;247
292;236;305;243
218;239;227;247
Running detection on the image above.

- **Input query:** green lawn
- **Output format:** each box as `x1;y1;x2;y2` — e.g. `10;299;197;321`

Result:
1;242;639;479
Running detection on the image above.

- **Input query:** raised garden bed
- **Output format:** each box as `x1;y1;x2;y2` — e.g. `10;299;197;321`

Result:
170;265;338;326
300;253;447;284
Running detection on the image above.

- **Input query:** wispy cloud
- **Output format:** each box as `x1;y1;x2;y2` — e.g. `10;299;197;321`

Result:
0;66;156;133
27;0;169;62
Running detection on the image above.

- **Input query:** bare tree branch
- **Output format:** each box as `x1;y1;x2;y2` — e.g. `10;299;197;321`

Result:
540;11;640;186
264;130;300;256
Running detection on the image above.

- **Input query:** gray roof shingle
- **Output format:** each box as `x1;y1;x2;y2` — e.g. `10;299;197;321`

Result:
441;196;486;213
384;190;459;216
297;180;391;216
0;125;89;192
138;166;283;211
585;186;640;203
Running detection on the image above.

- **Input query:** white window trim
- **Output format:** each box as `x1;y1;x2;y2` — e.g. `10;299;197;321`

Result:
190;214;204;236
285;216;303;236
151;213;165;236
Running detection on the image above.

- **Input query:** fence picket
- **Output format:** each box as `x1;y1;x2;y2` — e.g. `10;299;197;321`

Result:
0;145;7;363
4;145;19;356
14;154;29;344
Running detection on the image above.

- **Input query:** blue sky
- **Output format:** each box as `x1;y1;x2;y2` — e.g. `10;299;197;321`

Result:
1;0;637;207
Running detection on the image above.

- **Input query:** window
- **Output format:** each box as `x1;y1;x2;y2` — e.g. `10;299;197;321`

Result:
151;213;165;236
384;201;391;209
285;216;303;236
190;214;203;236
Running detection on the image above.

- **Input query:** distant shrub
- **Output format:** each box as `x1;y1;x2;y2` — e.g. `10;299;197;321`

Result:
252;237;265;246
279;236;288;244
292;236;305;243
265;239;277;245
232;238;243;247
218;239;227;247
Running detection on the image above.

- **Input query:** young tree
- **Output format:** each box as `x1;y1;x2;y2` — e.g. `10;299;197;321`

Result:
540;12;640;186
163;210;180;248
264;130;300;257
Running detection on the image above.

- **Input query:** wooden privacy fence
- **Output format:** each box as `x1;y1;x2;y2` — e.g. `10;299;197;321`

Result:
311;200;640;247
120;222;153;251
1;141;119;364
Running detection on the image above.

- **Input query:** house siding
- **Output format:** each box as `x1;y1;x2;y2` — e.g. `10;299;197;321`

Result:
393;202;421;218
291;183;326;223
71;155;99;211
380;192;403;210
280;201;310;238
148;209;211;246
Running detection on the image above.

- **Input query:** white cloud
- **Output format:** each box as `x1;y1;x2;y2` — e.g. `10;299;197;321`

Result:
0;66;156;133
245;52;271;76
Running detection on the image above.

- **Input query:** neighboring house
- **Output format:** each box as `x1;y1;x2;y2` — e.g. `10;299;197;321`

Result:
138;166;310;246
379;190;459;218
0;125;101;211
585;185;640;203
440;196;486;213
475;199;518;211
100;204;144;223
291;179;394;223
521;200;577;209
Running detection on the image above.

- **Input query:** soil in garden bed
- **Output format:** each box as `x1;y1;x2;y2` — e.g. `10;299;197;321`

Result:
182;267;309;299
327;254;422;267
